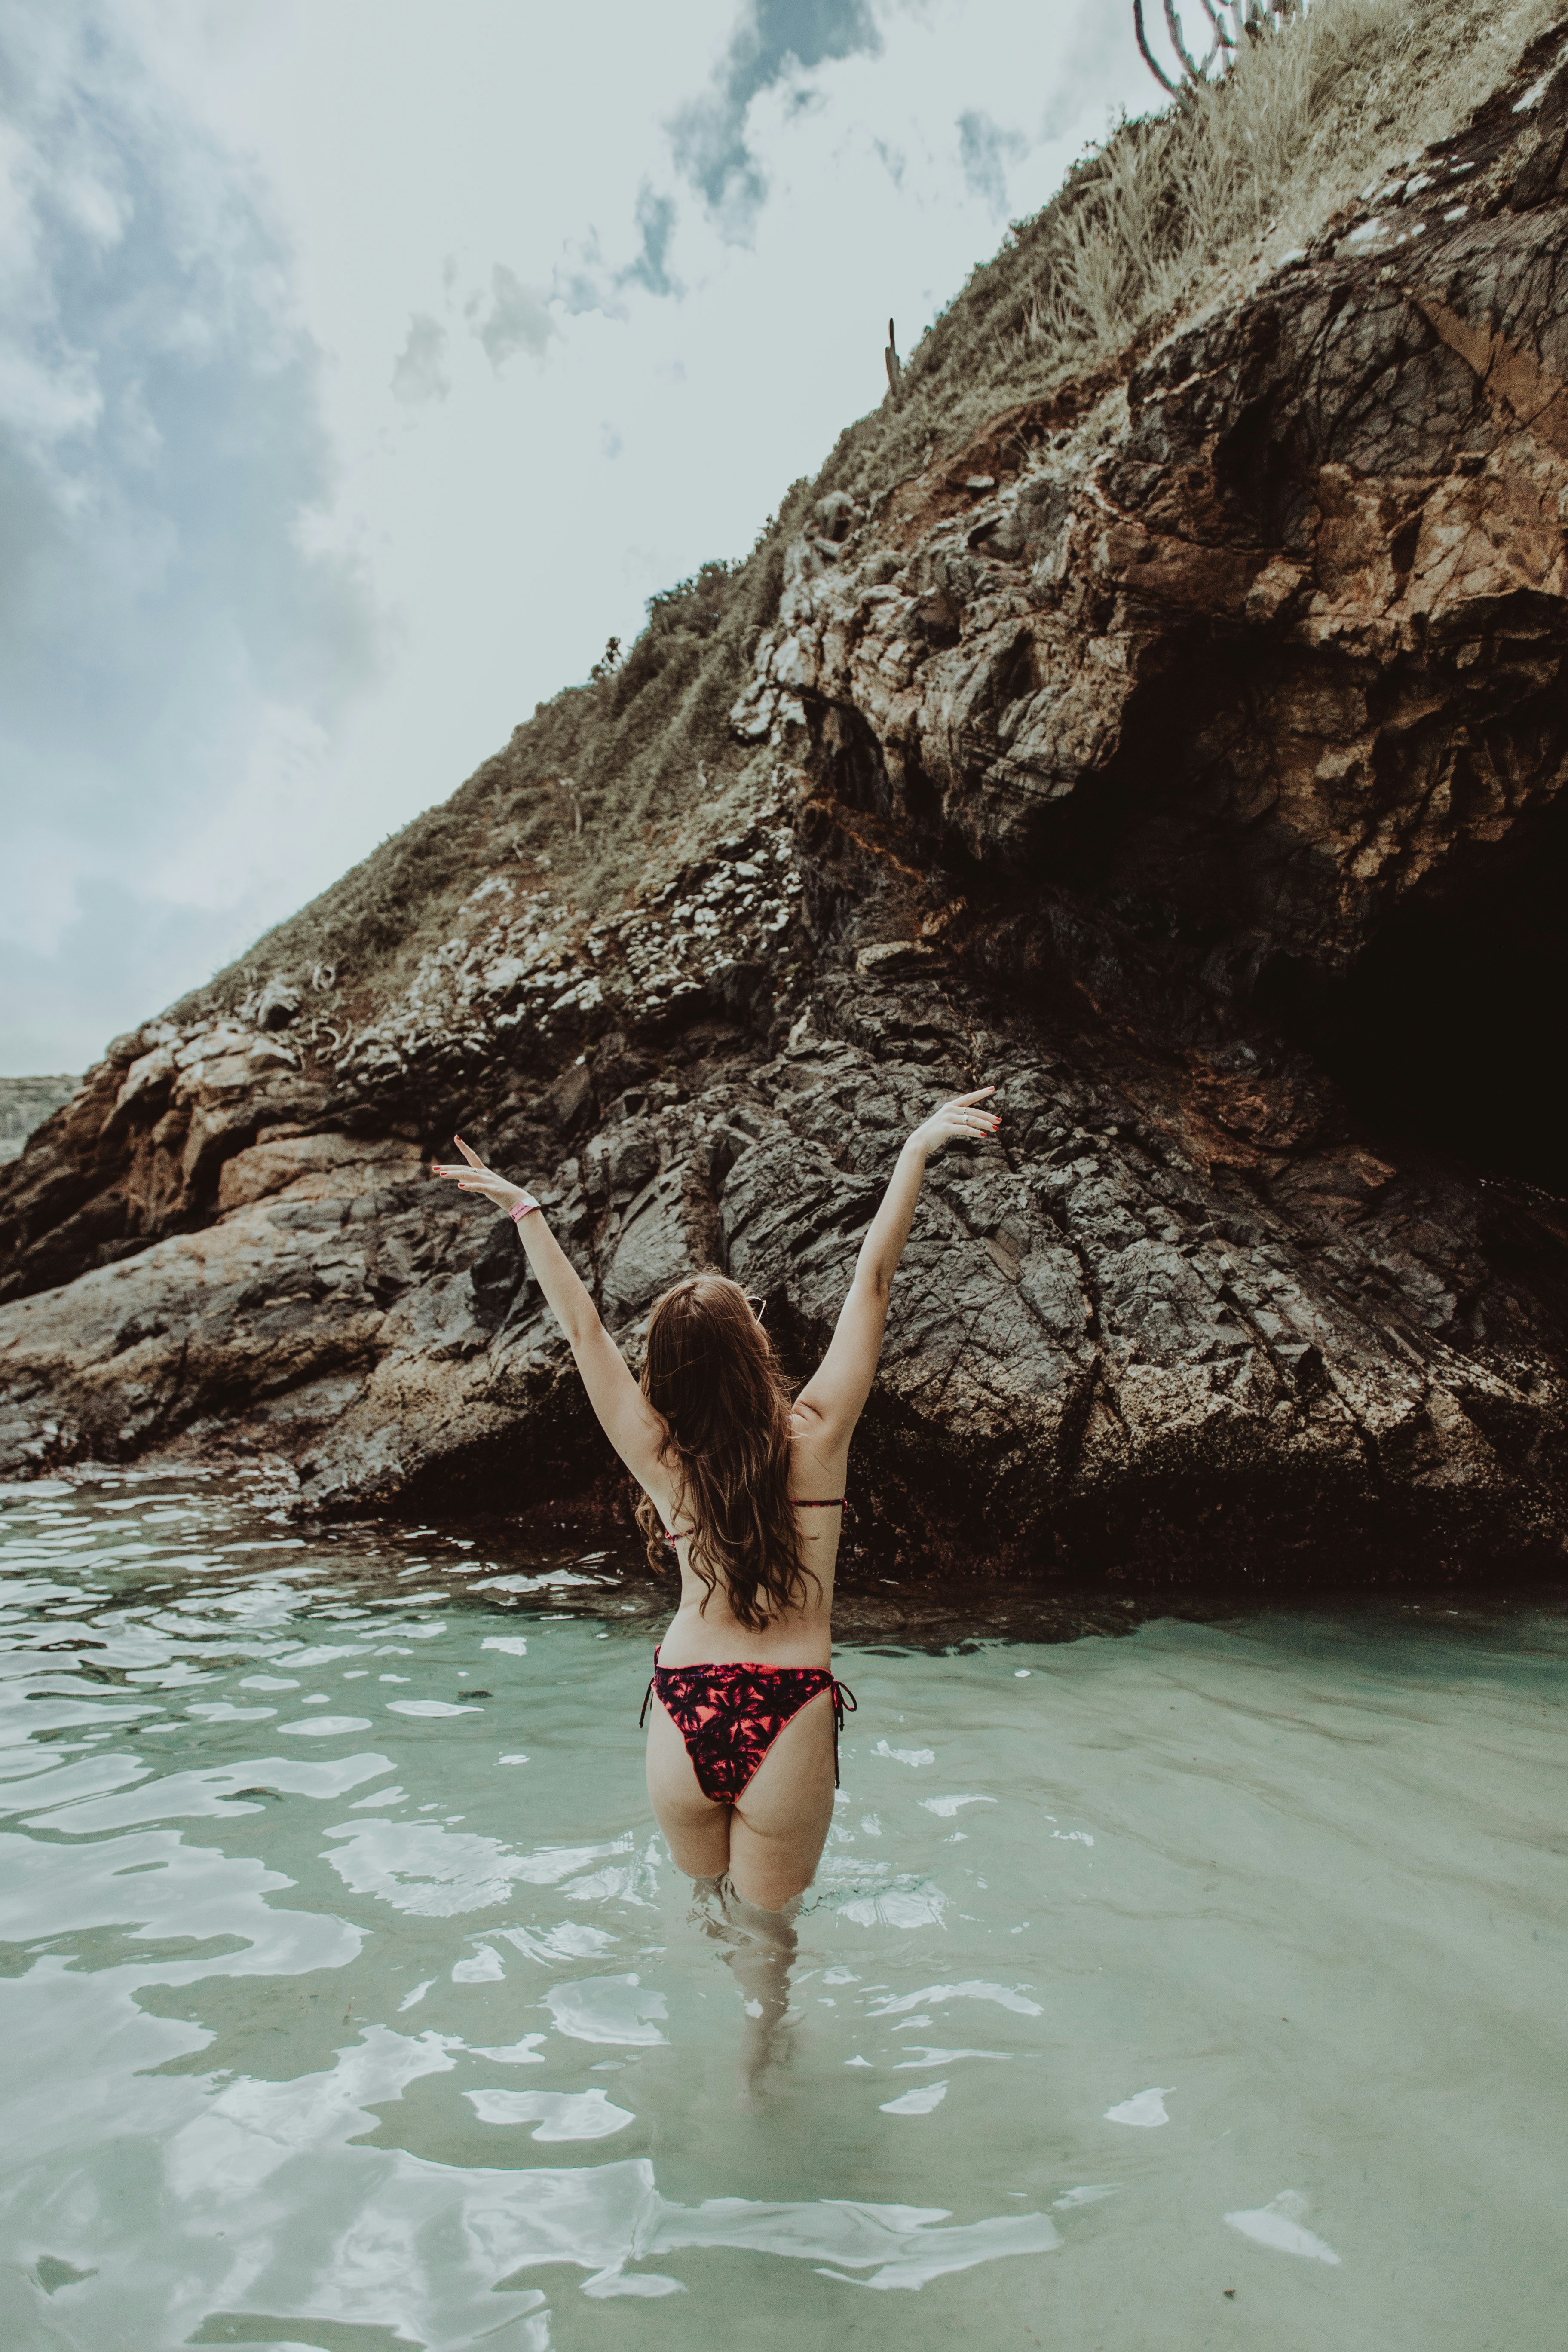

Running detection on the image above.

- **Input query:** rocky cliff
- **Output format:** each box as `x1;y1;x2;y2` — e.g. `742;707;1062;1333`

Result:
4;7;1568;1593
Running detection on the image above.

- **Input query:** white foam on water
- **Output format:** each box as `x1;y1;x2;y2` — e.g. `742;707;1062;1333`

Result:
466;2087;634;2140
471;2034;548;2064
451;1944;505;1982
880;2081;949;2116
1225;2190;1342;2263
545;1972;669;2045
1104;2087;1173;2128
892;2047;1010;2068
869;1981;1043;2018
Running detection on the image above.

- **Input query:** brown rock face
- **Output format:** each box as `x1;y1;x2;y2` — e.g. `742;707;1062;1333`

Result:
745;98;1568;989
4;30;1568;1593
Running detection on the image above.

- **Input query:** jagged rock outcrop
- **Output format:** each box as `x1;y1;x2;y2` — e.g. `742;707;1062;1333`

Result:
4;22;1568;1590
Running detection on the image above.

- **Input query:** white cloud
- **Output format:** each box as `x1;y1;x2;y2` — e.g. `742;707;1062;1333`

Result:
476;265;555;370
671;0;884;234
1;0;1155;1072
957;107;1029;214
391;313;450;404
0;0;381;1068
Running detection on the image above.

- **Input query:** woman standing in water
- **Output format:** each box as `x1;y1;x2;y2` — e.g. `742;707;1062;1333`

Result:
432;1082;999;1915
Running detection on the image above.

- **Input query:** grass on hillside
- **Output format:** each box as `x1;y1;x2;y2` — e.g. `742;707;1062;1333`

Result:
821;0;1565;497
178;0;1565;1036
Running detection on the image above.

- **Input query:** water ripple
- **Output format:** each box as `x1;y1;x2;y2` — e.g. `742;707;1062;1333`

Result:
0;1472;1563;2349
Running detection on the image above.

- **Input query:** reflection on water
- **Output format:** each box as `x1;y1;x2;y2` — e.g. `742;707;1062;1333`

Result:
1;1474;1565;2349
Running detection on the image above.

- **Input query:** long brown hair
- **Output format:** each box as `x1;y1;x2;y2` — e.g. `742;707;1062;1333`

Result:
634;1273;815;1631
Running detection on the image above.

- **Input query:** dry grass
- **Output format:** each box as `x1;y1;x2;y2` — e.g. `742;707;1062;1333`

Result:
191;496;815;1017
1024;0;1564;352
818;0;1567;498
175;0;1565;1033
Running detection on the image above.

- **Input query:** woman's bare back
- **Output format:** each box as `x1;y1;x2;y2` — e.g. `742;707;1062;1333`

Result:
653;1407;846;1669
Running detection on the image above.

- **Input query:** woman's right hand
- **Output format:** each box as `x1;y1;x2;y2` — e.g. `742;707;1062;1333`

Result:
910;1086;1000;1157
430;1133;530;1213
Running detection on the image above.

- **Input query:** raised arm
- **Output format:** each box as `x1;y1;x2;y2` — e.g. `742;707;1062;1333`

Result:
430;1135;668;1488
793;1086;1000;1446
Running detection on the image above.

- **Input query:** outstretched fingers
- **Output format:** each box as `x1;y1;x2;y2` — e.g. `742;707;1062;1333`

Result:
940;1087;1001;1135
432;1134;496;1184
429;1134;521;1215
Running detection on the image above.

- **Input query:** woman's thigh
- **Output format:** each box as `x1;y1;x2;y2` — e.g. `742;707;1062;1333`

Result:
727;1689;837;1911
645;1701;732;1878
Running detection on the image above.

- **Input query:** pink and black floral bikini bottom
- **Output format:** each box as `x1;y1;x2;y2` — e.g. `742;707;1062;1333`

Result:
640;1649;857;1804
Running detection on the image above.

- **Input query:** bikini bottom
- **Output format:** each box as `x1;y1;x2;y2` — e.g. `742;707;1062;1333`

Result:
640;1647;857;1805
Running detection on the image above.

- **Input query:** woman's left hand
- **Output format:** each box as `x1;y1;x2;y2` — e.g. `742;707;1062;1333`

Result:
430;1133;528;1213
910;1086;1000;1158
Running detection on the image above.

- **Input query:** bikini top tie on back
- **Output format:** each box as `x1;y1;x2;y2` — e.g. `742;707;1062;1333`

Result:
663;1498;844;1549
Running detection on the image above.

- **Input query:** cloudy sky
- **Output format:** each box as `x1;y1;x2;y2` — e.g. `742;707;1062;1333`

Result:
0;0;1158;1075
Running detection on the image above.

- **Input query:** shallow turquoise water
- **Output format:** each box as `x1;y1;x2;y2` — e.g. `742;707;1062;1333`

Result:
0;1474;1564;2352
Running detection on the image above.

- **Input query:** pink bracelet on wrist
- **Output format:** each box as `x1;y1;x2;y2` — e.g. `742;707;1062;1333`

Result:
509;1194;540;1224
